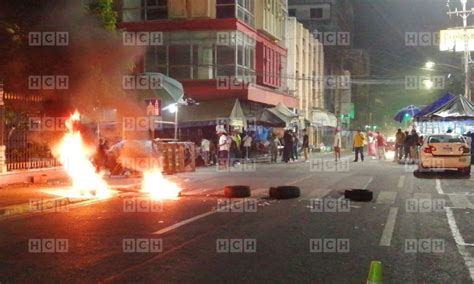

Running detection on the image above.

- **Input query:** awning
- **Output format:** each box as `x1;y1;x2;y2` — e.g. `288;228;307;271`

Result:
266;102;298;125
312;108;337;128
415;92;456;118
424;94;474;119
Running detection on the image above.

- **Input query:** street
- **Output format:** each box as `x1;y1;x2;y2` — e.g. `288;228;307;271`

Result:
0;153;473;283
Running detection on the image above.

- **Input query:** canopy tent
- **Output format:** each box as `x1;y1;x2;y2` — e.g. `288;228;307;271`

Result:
423;94;474;119
140;72;185;108
255;109;287;127
415;93;456;118
393;105;421;122
229;99;247;129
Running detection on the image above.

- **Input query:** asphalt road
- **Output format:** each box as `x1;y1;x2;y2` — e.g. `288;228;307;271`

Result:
0;153;473;283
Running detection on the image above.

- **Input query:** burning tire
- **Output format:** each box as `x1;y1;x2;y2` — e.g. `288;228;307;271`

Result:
269;186;300;199
224;185;251;198
344;189;373;201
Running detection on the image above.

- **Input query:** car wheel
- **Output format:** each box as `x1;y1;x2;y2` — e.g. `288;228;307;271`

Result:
269;186;301;199
344;189;373;201
224;185;251;198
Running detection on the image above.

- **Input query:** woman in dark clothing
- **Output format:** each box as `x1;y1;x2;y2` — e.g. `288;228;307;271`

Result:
282;130;293;163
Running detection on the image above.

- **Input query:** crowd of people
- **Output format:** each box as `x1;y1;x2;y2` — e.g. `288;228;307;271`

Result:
197;128;311;168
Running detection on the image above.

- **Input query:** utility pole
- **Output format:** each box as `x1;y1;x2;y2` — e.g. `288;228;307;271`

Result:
447;0;474;101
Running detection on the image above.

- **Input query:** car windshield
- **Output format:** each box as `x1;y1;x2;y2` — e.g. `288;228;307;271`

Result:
428;136;465;144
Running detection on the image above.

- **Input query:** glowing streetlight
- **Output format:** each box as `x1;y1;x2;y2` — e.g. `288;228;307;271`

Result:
422;79;434;89
425;61;435;69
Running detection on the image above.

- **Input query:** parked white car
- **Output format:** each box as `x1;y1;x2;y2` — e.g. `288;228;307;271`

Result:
418;134;471;175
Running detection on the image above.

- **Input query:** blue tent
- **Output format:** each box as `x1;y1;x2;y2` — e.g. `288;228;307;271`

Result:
415;93;456;118
394;105;421;122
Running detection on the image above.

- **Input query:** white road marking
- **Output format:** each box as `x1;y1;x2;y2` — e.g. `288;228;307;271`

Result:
376;192;398;204
445;208;474;281
379;207;398;246
448;195;474;209
397;175;405;188
363;176;373;189
153;188;267;235
435;179;444;195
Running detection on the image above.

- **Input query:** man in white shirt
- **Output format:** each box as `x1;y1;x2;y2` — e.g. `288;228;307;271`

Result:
200;137;210;166
242;133;252;160
334;128;342;162
218;130;230;169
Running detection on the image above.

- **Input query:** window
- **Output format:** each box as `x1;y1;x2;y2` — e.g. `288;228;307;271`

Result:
310;8;323;19
288;9;296;17
146;0;168;20
122;0;142;22
217;0;236;18
169;45;191;79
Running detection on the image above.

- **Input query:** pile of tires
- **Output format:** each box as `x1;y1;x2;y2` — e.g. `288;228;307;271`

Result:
269;186;301;199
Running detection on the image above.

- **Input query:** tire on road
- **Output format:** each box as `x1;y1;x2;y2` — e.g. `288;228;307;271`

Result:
269;186;301;199
224;185;251;198
344;189;373;201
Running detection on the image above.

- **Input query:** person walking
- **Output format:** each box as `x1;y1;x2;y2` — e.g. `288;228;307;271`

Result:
376;131;386;160
334;128;342;162
200;137;210;166
282;130;293;163
302;129;310;162
242;132;252;160
353;129;365;162
395;128;405;161
409;129;419;164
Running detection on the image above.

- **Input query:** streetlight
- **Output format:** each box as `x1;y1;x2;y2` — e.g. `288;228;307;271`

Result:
425;61;435;69
422;79;434;89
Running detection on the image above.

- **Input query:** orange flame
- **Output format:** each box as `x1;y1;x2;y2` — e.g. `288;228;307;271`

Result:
52;110;113;199
141;169;181;200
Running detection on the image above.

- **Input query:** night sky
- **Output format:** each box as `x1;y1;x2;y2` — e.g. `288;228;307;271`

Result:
352;0;467;129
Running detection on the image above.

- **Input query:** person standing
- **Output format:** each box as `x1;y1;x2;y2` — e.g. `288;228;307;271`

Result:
292;131;299;161
242;132;252;160
200;137;210;166
409;129;419;164
334;128;342;162
269;134;281;163
353;129;365;162
218;130;230;170
395;128;405;161
376;131;386;160
283;130;293;163
302;129;310;162
403;130;412;161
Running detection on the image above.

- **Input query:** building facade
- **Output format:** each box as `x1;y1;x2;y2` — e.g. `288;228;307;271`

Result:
118;0;296;139
288;0;355;124
284;17;325;144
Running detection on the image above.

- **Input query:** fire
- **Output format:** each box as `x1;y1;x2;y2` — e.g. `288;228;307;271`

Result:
53;110;113;199
141;169;181;200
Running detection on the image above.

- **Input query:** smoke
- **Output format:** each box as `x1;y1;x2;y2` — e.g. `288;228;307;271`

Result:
2;0;148;145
